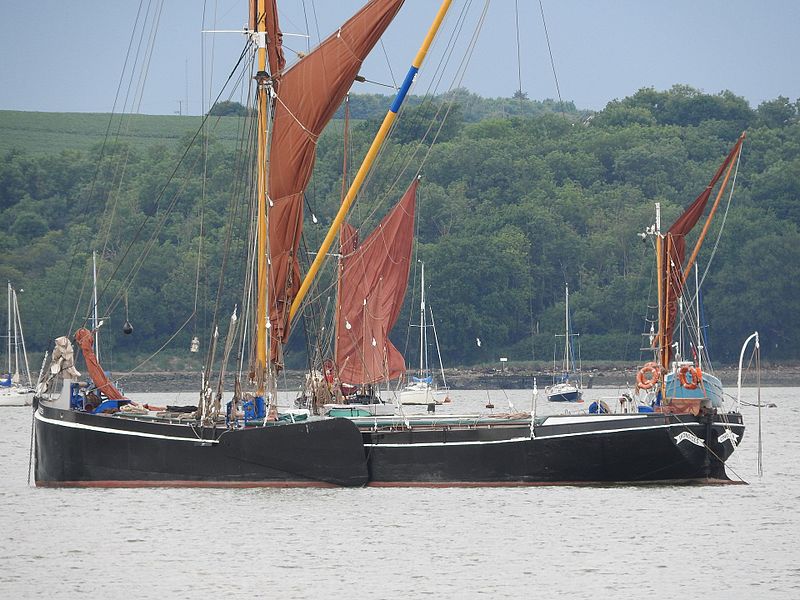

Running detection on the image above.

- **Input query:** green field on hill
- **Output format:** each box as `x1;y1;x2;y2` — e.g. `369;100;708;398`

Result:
0;111;246;155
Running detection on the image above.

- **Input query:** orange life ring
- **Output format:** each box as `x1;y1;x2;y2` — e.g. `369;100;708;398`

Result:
636;362;661;390
678;365;702;390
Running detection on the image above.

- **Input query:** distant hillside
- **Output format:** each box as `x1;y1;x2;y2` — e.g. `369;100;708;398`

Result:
0;91;578;156
0;111;246;155
2;87;798;367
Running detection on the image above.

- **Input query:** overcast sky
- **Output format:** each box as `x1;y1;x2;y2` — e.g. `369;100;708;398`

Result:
1;0;798;115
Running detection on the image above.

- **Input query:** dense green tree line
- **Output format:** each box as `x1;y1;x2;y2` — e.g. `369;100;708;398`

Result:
1;85;799;371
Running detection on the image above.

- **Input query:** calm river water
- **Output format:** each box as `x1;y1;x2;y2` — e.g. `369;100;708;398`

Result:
0;387;797;599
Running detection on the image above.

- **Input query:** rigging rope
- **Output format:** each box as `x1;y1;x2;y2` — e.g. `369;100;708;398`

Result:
301;0;312;54
201;45;260;388
68;40;255;392
324;0;470;240
687;143;744;306
230;58;260;382
514;0;523;98
47;0;148;342
116;313;196;380
538;0;566;116
99;0;166;261
314;0;477;260
299;0;490;326
379;39;399;89
309;0;322;47
97;42;253;318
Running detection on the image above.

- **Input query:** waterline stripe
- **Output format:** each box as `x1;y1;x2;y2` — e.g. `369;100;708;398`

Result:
542;415;648;425
35;411;218;444
366;421;742;448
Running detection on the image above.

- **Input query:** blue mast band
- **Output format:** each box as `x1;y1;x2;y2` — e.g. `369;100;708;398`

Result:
390;66;418;113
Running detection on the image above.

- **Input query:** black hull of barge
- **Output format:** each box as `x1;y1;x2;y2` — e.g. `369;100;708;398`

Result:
34;403;369;487
35;403;744;487
363;413;745;485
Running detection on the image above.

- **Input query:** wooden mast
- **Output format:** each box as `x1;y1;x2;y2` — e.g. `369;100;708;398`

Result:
254;0;270;395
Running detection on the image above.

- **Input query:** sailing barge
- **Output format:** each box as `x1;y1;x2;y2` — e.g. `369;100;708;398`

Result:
35;395;743;487
34;0;746;487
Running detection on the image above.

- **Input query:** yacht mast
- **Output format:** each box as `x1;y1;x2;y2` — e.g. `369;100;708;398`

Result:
6;282;10;379
12;289;31;386
429;305;448;390
564;283;570;373
419;261;425;377
12;287;19;379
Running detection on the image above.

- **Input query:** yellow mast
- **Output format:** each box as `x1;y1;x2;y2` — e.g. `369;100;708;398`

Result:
288;0;453;324
254;0;269;394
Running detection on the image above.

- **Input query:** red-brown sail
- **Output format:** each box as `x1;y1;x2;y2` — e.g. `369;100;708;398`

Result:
659;135;745;363
267;0;405;363
335;179;417;384
74;328;125;400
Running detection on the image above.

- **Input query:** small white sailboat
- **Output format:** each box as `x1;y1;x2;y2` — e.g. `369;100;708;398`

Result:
545;283;583;403
399;262;450;406
0;282;34;406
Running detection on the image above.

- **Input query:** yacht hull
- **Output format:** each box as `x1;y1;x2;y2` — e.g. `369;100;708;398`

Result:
0;388;34;406
398;386;448;405
546;390;582;403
